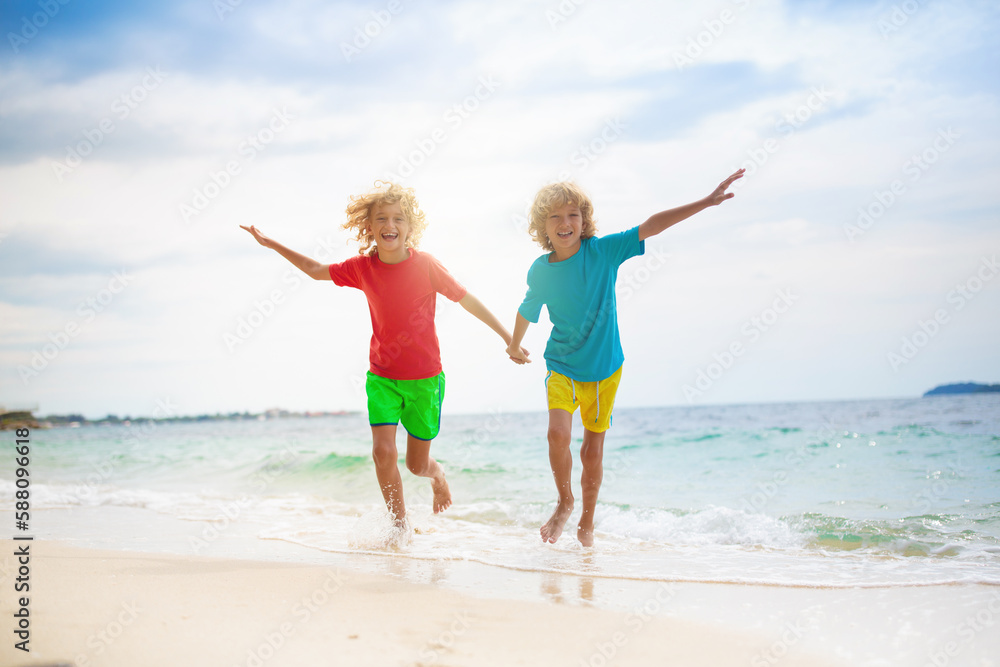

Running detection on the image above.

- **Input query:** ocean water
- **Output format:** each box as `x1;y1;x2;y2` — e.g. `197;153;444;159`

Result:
3;394;999;589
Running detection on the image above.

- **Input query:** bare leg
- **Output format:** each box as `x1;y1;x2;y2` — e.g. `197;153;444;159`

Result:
541;409;575;543
577;428;607;547
405;433;452;513
371;425;406;526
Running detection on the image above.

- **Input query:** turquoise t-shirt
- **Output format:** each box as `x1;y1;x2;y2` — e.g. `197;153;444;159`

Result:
518;227;645;382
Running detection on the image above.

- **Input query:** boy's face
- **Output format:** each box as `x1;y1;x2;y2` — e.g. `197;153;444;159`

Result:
368;201;410;256
545;202;583;255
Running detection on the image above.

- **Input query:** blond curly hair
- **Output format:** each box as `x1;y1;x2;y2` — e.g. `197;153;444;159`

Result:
343;181;427;256
527;182;598;251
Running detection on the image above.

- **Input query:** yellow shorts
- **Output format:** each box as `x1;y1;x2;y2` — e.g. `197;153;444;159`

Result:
545;366;622;433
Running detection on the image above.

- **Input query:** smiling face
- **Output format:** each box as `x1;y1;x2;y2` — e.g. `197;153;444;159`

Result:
544;202;583;260
528;182;597;256
368;201;411;263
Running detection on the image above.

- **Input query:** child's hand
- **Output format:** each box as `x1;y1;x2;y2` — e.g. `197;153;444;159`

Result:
507;344;531;365
241;225;273;248
707;168;745;206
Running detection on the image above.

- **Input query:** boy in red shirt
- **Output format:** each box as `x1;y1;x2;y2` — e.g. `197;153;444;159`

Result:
242;181;526;532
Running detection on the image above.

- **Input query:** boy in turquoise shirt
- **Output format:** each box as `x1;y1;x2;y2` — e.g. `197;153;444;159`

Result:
507;169;744;546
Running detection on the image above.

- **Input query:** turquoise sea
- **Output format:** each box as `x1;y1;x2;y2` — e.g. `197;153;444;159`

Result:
3;394;999;589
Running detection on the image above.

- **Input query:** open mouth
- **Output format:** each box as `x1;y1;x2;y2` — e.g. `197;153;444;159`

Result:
556;231;573;239
381;232;399;240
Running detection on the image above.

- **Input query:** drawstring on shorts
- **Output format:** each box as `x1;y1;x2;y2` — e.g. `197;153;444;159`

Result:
548;372;604;426
595;378;600;424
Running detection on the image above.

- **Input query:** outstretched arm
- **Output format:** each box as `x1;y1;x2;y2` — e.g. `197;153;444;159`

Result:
240;225;331;281
505;312;532;365
637;168;745;242
459;293;530;365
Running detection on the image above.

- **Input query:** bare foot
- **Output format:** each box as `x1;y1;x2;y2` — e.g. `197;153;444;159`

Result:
540;499;574;543
388;516;412;548
577;523;594;548
432;474;452;513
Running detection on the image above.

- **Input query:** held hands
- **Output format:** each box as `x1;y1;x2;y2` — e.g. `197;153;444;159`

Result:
507;344;531;365
706;168;746;206
240;225;274;248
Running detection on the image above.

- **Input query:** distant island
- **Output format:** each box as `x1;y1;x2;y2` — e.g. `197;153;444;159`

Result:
923;382;1000;397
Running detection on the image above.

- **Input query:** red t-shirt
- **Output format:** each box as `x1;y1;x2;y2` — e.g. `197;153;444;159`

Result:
328;249;468;380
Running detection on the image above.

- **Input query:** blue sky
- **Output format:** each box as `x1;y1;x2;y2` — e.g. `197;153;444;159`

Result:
1;0;998;418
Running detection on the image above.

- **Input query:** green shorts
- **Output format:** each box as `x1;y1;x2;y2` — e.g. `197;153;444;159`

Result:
366;371;445;441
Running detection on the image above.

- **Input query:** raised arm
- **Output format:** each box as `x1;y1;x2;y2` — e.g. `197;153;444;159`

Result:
637;168;745;242
459;293;531;365
505;312;532;365
240;225;331;281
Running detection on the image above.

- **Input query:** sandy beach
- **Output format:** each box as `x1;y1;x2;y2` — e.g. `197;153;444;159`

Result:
2;537;998;667
0;540;853;667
